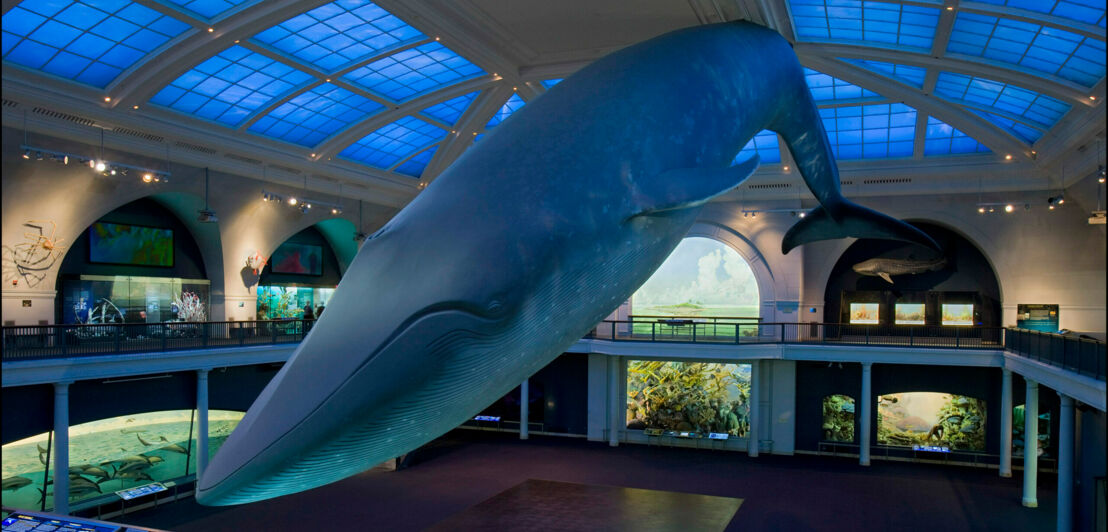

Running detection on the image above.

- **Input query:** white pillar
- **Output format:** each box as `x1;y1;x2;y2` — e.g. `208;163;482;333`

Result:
748;361;760;457
860;362;872;466
53;382;71;515
196;369;210;478
1022;379;1038;508
519;379;529;440
608;356;620;447
1057;394;1074;532
1000;369;1013;478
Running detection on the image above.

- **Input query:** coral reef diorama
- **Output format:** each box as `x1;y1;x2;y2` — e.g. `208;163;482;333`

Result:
626;361;751;437
821;394;855;442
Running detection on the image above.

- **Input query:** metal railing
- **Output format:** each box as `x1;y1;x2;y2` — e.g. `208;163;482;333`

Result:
2;320;1103;381
1005;328;1107;381
0;320;314;362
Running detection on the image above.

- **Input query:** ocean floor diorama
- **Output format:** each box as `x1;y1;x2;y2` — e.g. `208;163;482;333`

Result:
2;410;243;511
877;392;986;451
626;361;751;437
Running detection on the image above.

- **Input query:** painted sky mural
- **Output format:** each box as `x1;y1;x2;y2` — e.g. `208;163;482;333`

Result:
631;237;758;317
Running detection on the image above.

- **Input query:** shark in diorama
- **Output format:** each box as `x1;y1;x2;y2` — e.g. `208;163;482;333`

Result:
197;21;937;505
852;256;949;284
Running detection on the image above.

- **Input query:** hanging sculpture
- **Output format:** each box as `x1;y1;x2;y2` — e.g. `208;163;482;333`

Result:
5;220;67;288
198;22;936;505
245;251;268;275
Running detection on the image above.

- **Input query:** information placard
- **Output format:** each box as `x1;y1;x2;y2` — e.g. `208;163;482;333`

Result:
1016;304;1059;332
473;415;500;422
116;482;167;500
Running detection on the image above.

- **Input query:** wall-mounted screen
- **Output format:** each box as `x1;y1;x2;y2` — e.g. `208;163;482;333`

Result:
821;394;855;442
849;303;879;324
89;222;173;267
895;303;925;325
877;392;985;451
271;243;323;275
626;361;751;438
941;304;974;326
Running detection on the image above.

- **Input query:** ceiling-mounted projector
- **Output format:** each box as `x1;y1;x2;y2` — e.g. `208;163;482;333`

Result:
197;209;219;223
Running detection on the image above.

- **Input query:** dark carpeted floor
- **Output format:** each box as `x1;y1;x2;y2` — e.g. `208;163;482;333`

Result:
122;430;1056;531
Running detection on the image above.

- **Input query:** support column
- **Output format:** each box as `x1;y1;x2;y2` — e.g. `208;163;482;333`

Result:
196;369;210;479
520;378;529;440
1000;369;1013;477
608;356;620;447
53;382;71;515
748;360;760;457
1022;379;1038;508
1057;393;1074;532
860;362;872;466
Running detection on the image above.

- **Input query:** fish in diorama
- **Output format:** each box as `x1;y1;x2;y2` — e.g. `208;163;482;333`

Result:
160;443;188;454
852;256;947;284
120;429;147;434
137;434;154;446
2;476;32;491
199;21;938;506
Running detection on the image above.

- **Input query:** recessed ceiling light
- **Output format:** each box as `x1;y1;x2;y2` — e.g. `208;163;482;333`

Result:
208;28;214;33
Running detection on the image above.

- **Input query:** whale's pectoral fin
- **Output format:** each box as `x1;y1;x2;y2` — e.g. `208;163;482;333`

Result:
878;272;894;284
630;155;760;218
782;201;940;254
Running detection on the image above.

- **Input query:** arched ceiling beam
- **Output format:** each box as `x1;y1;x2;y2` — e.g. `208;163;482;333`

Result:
108;0;332;108
795;43;1098;106
958;1;1106;41
753;0;796;40
422;84;516;181
803;55;1033;160
313;75;500;161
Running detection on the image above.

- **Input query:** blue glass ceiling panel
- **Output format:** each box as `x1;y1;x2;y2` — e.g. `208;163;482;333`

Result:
733;130;781;165
486;93;525;128
151;45;312;126
421;91;478;125
249;83;383;146
253;1;423;73
840;59;926;88
804;67;879;102
923;117;990;156
343;41;484;102
934;72;1071;129
474;133;484;143
790;0;940;50
971;109;1043;144
973;1;1105;28
162;0;255;21
2;1;191;88
394;146;437;178
819;103;916;159
340;116;444;168
541;79;562;88
947;13;1106;87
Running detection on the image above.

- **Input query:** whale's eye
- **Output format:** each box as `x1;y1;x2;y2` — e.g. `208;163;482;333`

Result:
487;300;502;313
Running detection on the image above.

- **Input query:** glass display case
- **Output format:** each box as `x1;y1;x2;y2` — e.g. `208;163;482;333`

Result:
60;275;210;324
255;285;335;320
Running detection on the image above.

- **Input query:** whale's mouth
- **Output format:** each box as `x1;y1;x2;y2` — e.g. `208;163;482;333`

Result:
197;303;510;505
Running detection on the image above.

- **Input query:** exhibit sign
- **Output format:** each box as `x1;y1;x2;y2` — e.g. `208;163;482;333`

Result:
849;303;879;324
89;222;173;267
877;392;985;451
941;304;973;326
1016;304;1059;332
894;303;925;325
116;482;167;500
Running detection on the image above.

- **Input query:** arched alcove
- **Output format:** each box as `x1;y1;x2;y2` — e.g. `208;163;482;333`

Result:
313;218;359;274
630;235;761;319
823;222;1002;327
54;197;214;324
256;225;343;319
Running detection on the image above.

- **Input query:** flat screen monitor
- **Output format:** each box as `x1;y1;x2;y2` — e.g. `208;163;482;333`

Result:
941;304;973;326
88;222;173;267
894;303;925;325
271;242;323;275
849;303;879;324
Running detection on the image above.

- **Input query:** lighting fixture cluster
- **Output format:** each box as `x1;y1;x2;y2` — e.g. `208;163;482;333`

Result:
20;145;170;183
976;202;1029;214
1046;194;1065;210
742;208;807;218
261;190;343;215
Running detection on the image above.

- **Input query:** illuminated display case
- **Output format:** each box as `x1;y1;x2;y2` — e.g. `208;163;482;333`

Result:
256;285;335;319
59;275;210;324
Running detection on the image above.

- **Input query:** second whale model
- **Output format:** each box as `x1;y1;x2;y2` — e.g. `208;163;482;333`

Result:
197;21;937;505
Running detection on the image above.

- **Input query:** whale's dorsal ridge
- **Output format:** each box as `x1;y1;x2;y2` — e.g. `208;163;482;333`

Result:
629;155;760;219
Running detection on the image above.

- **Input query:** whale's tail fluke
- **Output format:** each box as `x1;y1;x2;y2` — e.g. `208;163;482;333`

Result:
782;201;940;254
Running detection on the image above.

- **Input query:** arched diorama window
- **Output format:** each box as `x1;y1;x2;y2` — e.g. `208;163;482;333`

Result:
626;361;751;438
876;392;986;451
1013;404;1051;459
630;237;760;338
1;410;243;511
821;394;855;442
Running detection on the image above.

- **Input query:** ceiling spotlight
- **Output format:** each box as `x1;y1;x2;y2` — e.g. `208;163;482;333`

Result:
1005;154;1012;160
95;161;106;172
977;206;986;213
288;197;298;206
143;173;154;183
1004;204;1014;213
21;149;30;159
103;96;111;102
798;212;806;218
783;165;789;171
331;207;341;215
109;168;117;176
62;155;68;164
299;203;310;214
207;27;214;33
988;207;995;213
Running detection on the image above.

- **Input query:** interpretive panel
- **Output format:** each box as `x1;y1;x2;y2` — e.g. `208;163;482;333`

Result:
877;392;985;451
1016;304;1059;332
626;361;750;438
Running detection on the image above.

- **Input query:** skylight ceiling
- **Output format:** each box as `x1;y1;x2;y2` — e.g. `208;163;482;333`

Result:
1;0;1105;184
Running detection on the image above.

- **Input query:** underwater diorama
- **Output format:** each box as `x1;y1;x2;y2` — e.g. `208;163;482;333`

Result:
1012;404;1051;458
626;361;751;437
894;303;925;325
255;286;334;320
849;303;879;324
1;410;243;511
821;394;855;442
877;392;986;451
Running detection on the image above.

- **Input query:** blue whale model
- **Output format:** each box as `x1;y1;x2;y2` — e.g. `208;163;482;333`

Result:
197;21;935;505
